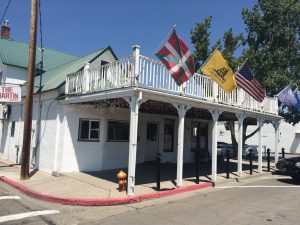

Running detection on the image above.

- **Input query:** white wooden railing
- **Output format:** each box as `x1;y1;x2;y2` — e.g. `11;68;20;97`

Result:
65;52;278;115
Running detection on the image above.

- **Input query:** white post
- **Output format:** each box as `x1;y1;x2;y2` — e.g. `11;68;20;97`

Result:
65;76;69;94
258;118;264;173
53;113;62;174
174;104;188;187
209;110;221;182
274;121;280;164
237;115;245;176
237;88;244;106
83;63;90;93
212;82;218;101
132;45;140;86
127;95;140;196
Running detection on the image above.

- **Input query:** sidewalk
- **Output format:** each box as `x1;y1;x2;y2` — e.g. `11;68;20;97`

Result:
0;158;275;206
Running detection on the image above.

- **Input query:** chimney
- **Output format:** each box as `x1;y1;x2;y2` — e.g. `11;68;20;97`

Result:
1;20;10;39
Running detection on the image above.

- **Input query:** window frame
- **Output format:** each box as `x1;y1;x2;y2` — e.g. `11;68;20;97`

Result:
163;118;175;152
107;120;130;142
78;119;100;142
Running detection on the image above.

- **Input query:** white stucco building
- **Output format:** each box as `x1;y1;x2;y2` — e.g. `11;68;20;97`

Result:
2;23;295;196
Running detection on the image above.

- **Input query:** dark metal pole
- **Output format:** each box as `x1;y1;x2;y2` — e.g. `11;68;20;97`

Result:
20;0;38;180
249;150;253;175
156;152;161;191
281;148;285;159
226;149;230;179
267;148;271;172
195;149;200;184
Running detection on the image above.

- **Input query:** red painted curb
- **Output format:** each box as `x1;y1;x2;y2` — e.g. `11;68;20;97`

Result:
0;176;213;206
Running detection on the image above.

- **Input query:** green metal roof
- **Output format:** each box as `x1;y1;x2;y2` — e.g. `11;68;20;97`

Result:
31;46;116;94
0;38;79;71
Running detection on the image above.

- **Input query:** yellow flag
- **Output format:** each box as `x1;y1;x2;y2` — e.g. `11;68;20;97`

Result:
201;50;237;93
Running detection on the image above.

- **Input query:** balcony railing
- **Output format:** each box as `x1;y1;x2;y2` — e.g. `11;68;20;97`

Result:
65;53;278;115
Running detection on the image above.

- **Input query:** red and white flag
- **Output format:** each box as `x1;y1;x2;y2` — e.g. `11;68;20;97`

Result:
155;28;195;86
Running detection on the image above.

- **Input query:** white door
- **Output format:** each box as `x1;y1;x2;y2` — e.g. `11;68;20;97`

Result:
145;122;159;161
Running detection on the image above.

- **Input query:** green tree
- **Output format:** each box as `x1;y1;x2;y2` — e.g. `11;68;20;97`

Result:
190;0;300;156
242;0;300;124
191;17;249;156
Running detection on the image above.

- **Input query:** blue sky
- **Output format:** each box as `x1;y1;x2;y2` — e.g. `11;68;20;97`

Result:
2;0;257;58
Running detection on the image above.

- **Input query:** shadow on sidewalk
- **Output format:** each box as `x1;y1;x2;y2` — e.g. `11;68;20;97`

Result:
84;159;259;186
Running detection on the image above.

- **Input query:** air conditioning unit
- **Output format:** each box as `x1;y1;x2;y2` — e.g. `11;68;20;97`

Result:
0;104;10;120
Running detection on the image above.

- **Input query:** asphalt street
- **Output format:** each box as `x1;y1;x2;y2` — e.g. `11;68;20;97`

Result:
98;174;300;225
0;173;299;225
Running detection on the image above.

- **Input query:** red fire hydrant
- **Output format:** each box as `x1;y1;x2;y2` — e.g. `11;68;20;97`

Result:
117;170;127;192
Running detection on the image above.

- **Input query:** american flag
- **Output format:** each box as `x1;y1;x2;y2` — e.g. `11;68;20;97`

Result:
235;64;265;102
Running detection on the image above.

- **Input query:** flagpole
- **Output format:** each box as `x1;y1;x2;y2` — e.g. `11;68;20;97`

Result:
235;58;248;73
276;84;290;96
199;44;220;71
154;25;176;54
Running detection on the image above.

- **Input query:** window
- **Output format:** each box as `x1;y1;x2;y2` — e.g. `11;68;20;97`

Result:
10;121;15;137
78;119;100;141
107;121;129;141
164;119;174;152
147;123;158;141
101;60;109;66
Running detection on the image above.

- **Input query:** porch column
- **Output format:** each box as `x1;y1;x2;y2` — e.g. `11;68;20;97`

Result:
258;118;264;173
127;95;140;196
173;104;189;187
209;110;221;182
236;115;245;176
273;121;280;164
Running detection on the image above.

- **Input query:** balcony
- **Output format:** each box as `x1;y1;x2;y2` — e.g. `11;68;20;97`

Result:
65;54;278;115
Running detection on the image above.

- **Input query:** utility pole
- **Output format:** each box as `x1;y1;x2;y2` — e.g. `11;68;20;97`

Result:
20;0;38;180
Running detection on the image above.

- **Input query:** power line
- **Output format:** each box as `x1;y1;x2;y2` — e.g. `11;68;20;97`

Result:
0;0;12;25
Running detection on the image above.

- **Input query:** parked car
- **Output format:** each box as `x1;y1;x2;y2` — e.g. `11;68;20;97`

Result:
217;142;234;157
242;145;258;159
276;157;300;181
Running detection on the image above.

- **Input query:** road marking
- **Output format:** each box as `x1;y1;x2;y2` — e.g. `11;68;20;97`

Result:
0;210;59;223
0;196;20;200
259;176;290;180
216;185;300;189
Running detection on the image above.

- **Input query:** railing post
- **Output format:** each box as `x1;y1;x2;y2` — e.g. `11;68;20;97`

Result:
237;88;243;106
274;96;279;114
65;76;69;94
83;63;90;93
212;82;218;101
132;45;140;86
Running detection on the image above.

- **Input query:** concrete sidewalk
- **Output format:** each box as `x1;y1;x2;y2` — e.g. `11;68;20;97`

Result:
0;158;276;206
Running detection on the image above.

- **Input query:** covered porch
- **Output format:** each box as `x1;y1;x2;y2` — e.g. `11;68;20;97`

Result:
63;46;281;196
